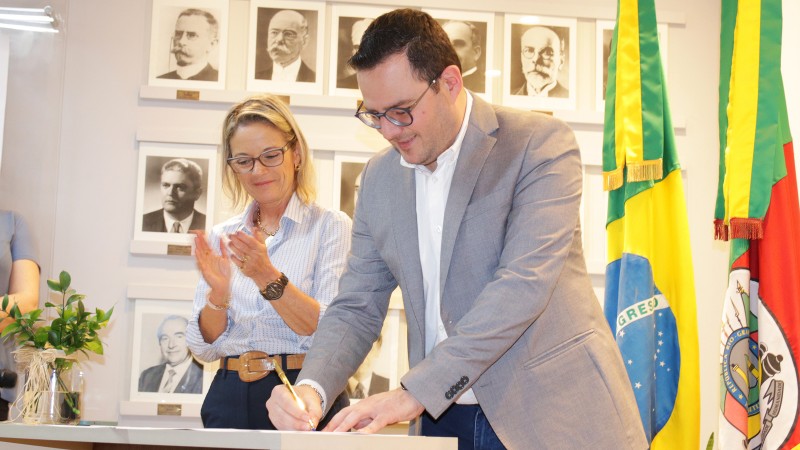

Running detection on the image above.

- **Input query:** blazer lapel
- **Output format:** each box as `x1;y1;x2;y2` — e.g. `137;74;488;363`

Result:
390;162;426;341
440;97;498;291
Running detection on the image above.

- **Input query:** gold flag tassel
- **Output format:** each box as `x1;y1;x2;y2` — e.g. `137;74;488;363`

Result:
626;158;663;182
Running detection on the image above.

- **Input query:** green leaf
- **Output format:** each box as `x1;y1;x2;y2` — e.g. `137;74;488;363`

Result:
59;271;71;291
33;329;49;347
62;308;75;321
47;328;61;346
1;295;8;311
9;303;21;319
1;322;21;337
46;279;61;292
706;432;714;450
84;338;103;355
67;294;85;306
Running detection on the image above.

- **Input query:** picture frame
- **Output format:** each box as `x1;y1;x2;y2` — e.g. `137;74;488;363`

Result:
327;4;392;98
424;8;495;101
595;20;669;112
346;290;408;403
133;142;217;245
503;14;577;112
0;35;8;171
129;299;214;403
246;0;325;96
333;152;370;219
147;0;229;90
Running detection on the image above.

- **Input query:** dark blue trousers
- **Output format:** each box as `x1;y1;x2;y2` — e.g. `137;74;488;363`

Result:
201;362;348;430
420;404;506;450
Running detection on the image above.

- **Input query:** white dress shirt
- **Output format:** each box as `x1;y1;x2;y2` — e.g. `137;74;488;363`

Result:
159;355;194;393
174;61;207;80
399;92;478;404
271;58;302;82
165;211;194;233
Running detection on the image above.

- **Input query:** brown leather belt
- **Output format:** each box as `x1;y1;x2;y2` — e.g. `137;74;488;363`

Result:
220;351;305;382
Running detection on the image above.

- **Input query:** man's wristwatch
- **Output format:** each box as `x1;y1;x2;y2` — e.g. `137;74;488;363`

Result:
260;272;289;301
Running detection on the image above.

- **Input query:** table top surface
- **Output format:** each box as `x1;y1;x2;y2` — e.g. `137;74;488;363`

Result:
0;422;456;450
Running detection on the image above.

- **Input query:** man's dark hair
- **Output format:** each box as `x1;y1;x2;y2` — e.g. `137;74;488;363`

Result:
348;9;460;90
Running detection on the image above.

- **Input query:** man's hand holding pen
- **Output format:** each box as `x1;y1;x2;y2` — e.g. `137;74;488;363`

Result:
267;383;323;431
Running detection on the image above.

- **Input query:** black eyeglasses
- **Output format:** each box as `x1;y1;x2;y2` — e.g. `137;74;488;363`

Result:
354;78;438;129
226;138;295;174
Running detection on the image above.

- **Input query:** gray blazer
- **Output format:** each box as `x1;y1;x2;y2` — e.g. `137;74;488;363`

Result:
301;95;646;449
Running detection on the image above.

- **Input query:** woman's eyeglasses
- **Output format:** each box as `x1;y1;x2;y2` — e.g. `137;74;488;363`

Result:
226;138;296;174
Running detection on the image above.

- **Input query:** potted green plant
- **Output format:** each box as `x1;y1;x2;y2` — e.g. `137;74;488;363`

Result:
1;270;113;424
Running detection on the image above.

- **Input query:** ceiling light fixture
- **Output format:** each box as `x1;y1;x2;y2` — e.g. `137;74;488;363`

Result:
0;6;58;33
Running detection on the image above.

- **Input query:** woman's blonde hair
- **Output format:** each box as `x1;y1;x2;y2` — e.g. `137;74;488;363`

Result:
221;94;317;210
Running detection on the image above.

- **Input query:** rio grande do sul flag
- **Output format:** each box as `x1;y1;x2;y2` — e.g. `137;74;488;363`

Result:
601;0;699;448
716;0;800;448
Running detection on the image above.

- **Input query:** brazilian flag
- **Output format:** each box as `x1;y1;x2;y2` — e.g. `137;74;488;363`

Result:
602;0;700;448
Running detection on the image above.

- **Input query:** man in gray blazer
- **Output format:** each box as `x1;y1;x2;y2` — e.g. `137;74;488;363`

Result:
268;9;647;449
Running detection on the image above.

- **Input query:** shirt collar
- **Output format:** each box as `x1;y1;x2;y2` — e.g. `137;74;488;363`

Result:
243;192;306;233
527;79;558;96
167;354;194;372
164;211;194;232
175;61;207;80
273;58;302;81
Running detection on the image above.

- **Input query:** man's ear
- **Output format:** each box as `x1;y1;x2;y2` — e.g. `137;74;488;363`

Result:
440;65;463;100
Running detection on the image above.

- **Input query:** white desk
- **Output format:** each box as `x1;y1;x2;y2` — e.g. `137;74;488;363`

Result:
0;423;456;450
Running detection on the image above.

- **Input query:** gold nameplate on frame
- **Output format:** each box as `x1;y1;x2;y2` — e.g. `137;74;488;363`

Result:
157;404;182;416
176;90;200;101
167;244;192;256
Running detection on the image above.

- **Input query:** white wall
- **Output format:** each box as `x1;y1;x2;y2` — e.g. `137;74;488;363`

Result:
786;0;800;171
0;0;741;447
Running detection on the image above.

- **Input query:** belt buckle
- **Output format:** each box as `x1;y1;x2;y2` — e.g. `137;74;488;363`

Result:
238;351;271;382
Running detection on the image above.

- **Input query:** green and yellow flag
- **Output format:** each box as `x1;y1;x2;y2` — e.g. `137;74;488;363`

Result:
716;0;800;448
602;0;700;448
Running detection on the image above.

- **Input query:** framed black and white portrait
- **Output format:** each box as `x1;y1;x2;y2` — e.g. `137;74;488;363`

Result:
246;0;324;95
333;153;370;219
595;20;668;112
147;0;229;90
346;290;409;403
327;4;390;98
129;299;214;403
503;15;577;112
425;8;495;101
133;143;217;245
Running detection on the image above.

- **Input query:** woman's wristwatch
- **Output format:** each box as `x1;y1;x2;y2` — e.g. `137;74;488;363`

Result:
260;272;289;301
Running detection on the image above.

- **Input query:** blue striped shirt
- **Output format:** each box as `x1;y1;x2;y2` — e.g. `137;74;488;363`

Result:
187;194;352;362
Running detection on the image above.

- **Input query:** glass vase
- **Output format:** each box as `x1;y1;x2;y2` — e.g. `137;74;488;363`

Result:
23;358;83;425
